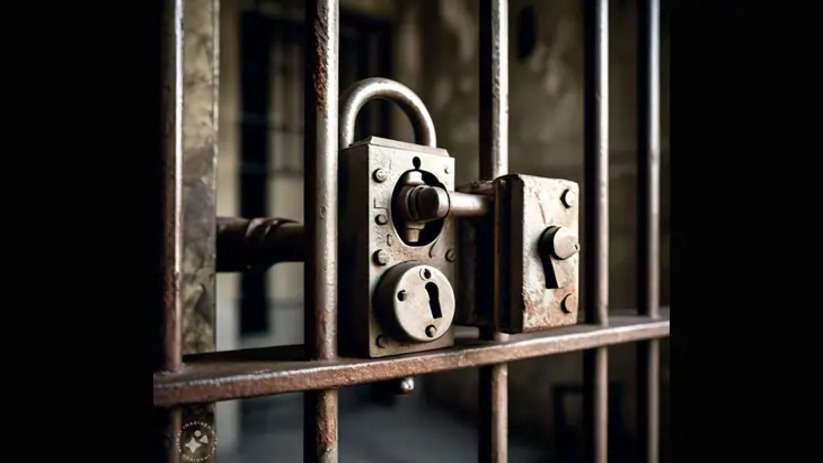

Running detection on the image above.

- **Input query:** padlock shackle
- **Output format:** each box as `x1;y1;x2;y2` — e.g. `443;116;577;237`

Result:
340;77;437;149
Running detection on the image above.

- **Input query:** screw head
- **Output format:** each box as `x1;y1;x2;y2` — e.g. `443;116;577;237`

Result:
425;325;437;338
375;214;388;225
560;293;576;313
376;335;387;348
445;248;457;262
397;290;407;301
419;268;432;280
444;166;450;174
374;249;389;265
561;189;576;208
373;168;388;183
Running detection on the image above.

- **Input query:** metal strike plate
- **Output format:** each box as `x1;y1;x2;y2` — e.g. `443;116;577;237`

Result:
340;136;457;358
494;174;580;333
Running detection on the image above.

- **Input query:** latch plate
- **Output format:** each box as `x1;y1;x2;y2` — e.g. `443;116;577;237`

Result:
494;174;580;333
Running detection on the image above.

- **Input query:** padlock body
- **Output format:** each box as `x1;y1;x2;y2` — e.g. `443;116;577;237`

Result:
340;136;457;357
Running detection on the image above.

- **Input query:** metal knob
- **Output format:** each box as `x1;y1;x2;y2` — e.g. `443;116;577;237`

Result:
541;226;580;261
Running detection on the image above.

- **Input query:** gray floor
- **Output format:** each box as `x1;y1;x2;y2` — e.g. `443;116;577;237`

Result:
217;382;551;463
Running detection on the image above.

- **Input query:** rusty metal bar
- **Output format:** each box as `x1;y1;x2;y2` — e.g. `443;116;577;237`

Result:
479;0;509;462
583;0;609;462
155;1;185;461
216;216;305;272
637;0;661;461
155;313;669;406
304;1;339;462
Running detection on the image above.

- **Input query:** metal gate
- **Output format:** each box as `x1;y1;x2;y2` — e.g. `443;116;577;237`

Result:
153;1;669;462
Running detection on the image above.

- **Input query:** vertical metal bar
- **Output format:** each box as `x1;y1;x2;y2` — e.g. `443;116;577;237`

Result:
304;1;339;463
479;1;508;462
637;0;661;461
479;0;509;182
157;1;184;462
583;0;609;462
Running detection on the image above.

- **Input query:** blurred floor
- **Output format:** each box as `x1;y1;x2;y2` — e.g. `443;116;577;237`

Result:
218;381;550;463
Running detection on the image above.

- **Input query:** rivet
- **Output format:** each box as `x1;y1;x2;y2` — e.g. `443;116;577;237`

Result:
374;249;389;266
425;325;437;338
420;268;432;280
561;188;576;208
375;214;388;225
373;168;388;183
561;293;576;313
376;335;387;348
445;248;457;262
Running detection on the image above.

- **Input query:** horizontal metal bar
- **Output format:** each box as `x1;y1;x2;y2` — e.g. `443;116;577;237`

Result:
154;312;669;407
449;191;492;217
216;216;305;272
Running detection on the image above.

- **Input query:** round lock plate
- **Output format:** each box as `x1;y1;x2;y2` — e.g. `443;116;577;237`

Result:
375;262;455;342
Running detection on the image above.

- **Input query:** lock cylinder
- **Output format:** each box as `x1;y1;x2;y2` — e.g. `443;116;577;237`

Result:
375;262;456;342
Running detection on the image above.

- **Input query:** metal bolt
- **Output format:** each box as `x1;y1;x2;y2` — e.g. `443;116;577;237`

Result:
445;248;457;262
376;335;387;348
375;213;388;225
544;226;579;260
374;249;389;266
373;168;388;183
425;325;437;338
561;293;576;313
398;377;415;394
561;189;576;208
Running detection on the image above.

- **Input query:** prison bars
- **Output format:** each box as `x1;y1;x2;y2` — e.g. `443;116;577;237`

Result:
583;1;609;462
478;1;509;462
155;0;666;462
303;2;340;462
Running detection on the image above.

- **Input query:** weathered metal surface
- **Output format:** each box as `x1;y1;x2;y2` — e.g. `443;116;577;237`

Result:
215;216;305;272
456;180;495;328
159;0;184;377
583;1;610;462
493;174;580;333
340;77;436;149
374;262;455;342
340;136;456;357
479;0;508;182
181;0;219;358
638;1;662;461
479;2;510;460
305;1;340;461
398;185;491;223
154;313;670;406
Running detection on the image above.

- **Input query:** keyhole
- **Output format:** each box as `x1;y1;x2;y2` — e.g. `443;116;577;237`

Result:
425;282;443;319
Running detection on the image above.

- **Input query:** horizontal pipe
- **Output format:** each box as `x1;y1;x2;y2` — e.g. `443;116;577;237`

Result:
155;312;669;406
449;191;492;217
216;216;304;272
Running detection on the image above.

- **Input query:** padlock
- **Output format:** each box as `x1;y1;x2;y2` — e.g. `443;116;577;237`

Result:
339;78;458;358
